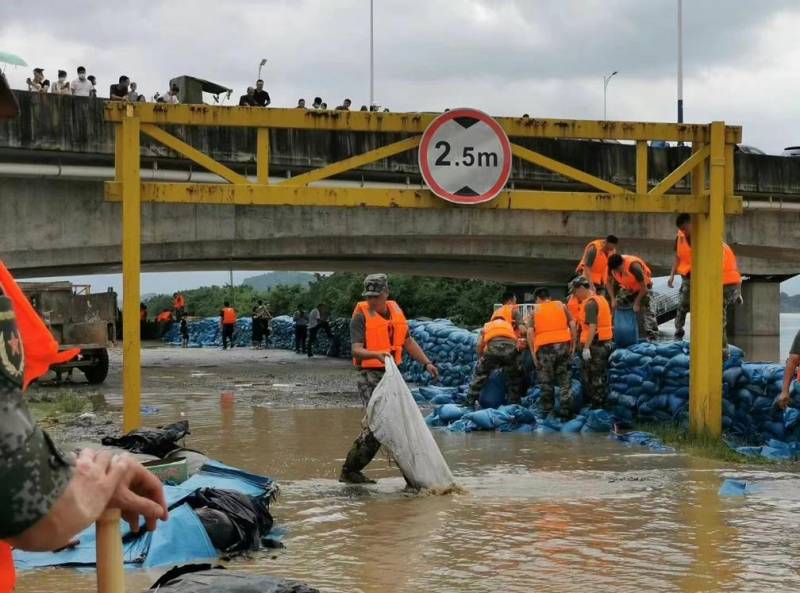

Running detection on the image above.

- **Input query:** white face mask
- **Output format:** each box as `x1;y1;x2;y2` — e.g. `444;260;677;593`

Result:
58;76;66;82
79;74;86;81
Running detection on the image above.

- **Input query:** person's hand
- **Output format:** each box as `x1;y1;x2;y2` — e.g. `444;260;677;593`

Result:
778;391;791;410
108;454;168;533
425;362;439;380
582;348;591;362
735;294;744;306
568;342;575;357
667;276;675;289
633;302;641;313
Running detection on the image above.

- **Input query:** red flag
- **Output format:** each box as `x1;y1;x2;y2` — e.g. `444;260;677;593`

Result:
0;261;80;390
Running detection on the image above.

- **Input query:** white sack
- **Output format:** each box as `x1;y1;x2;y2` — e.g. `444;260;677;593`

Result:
366;357;456;491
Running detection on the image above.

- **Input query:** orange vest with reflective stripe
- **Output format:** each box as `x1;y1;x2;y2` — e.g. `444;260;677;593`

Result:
492;304;518;327
533;301;571;351
352;300;408;369
579;295;613;345
613;255;652;293
222;307;237;325
576;239;610;286
482;318;516;350
722;243;741;286
566;295;581;321
676;230;692;276
0;542;14;593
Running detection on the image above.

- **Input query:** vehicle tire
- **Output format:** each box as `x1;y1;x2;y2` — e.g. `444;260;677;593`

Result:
82;348;109;384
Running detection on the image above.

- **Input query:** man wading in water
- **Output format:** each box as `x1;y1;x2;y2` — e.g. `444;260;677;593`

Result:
340;274;440;484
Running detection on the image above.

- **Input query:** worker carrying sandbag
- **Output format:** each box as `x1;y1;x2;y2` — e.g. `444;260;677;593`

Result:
607;253;659;341
341;274;440;485
466;303;526;408
666;213;743;348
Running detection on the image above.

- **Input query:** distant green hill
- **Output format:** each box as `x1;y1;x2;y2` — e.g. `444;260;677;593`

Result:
781;291;800;313
242;272;316;291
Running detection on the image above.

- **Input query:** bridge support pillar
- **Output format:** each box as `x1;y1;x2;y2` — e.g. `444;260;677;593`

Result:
728;280;781;361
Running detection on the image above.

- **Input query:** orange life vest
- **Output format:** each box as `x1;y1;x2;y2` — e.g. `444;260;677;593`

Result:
566;295;581;321
222;307;237;325
0;542;14;593
612;255;652;293
352;300;409;369
533;301;572;352
174;294;185;309
576;239;611;286
140;308;147;321
482;318;517;350
579;295;613;345
492;304;519;327
676;230;692;276
722;243;741;286
157;311;173;323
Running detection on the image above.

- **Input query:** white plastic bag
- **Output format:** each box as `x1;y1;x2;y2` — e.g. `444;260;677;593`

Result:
366;357;456;491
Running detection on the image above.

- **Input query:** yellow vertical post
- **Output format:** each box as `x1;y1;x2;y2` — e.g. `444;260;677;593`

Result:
257;128;270;184
121;105;142;432
635;140;648;194
114;125;122;180
689;122;726;436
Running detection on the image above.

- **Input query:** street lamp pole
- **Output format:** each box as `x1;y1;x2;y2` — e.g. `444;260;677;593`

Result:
677;0;684;123
369;0;374;107
258;58;267;81
603;70;618;120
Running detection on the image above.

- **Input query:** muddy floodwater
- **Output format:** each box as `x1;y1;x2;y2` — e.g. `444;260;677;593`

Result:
16;347;800;593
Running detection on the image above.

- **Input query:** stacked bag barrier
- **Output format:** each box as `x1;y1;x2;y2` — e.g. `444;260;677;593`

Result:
400;319;479;387
163;317;253;348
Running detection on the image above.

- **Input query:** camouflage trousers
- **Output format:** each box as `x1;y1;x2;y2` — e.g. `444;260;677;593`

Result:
467;339;524;406
537;342;573;416
342;369;384;474
722;284;741;349
581;341;612;409
615;287;659;341
674;276;691;335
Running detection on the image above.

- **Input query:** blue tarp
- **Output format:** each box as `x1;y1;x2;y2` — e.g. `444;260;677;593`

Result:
14;461;277;570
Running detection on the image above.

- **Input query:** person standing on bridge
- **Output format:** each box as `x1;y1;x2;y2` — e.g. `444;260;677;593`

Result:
668;213;692;340
571;277;613;409
220;301;237;350
607;254;659;341
341;274;439;484
253;79;271;107
576;235;618;294
528;288;576;419
666;213;744;347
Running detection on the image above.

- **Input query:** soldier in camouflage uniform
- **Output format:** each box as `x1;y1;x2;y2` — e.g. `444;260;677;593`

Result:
571;277;614;409
607;253;659;341
0;289;167;557
341;274;439;485
528;288;577;418
466;313;525;407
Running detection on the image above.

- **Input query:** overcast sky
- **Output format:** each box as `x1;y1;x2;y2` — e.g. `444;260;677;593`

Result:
2;0;799;293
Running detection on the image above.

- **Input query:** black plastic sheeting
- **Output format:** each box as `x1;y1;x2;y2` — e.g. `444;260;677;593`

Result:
186;488;273;553
147;564;319;593
102;420;190;458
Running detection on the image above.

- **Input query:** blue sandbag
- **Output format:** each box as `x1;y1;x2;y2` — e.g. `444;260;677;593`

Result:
437;404;468;423
613;307;639;348
447;418;479;432
430;393;456;405
561;417;585;433
583;409;613;433
718;479;757;496
478;369;507;409
463;408;512;430
499;404;537;425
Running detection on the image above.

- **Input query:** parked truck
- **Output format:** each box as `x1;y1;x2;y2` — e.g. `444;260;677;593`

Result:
20;281;117;384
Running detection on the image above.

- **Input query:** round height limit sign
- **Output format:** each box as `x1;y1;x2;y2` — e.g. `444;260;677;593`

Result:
419;108;512;204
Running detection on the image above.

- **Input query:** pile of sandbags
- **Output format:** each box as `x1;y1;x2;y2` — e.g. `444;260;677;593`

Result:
400;319;479;387
163;317;252;348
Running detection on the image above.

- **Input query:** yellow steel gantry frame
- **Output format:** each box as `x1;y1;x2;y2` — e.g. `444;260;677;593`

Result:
105;103;741;436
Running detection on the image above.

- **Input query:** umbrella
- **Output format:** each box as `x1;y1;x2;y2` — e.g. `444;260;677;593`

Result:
0;52;28;68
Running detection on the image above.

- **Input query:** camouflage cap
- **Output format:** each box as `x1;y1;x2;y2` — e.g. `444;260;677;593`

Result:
569;276;591;291
362;273;389;297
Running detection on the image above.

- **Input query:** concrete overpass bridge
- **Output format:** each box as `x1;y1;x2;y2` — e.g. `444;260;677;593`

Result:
0;91;798;345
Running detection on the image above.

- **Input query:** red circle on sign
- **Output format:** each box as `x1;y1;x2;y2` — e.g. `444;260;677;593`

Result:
419;108;512;204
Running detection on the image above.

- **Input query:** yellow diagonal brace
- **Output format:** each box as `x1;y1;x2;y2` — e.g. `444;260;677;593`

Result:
281;135;422;186
510;143;627;195
648;145;710;197
140;124;248;185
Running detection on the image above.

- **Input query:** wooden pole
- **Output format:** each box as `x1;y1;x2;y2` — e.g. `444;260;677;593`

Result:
96;509;125;593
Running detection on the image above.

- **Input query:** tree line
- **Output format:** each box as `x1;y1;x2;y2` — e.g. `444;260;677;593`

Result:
143;273;507;327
